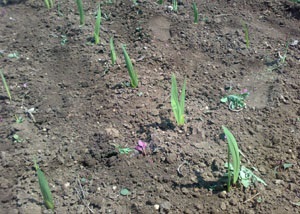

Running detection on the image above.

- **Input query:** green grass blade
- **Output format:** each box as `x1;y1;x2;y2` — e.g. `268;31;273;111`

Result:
222;126;241;186
44;0;50;9
34;159;54;210
179;78;186;124
94;5;101;44
0;69;11;101
242;21;250;48
110;37;117;65
122;45;138;88
76;0;85;25
192;2;198;24
171;74;180;124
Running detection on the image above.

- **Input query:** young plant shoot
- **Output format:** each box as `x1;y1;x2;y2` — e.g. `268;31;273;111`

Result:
0;69;11;101
76;0;85;25
158;0;163;4
242;21;250;48
44;0;53;9
94;5;101;44
110;37;117;65
172;0;178;12
222;126;241;192
192;2;199;24
171;74;186;126
34;159;54;210
122;45;138;88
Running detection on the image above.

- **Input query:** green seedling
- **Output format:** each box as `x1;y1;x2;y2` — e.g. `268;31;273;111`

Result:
76;0;85;25
0;69;12;101
7;52;19;59
57;3;63;16
221;89;249;111
44;0;53;9
158;0;163;4
13;134;23;143
94;5;101;45
15;115;24;123
266;42;289;72
122;45;138;88
34;159;54;210
192;2;199;24
113;144;133;154
171;74;186;126
61;35;68;45
172;0;178;12
110;37;117;65
242;21;250;48
120;188;131;196
222;126;240;192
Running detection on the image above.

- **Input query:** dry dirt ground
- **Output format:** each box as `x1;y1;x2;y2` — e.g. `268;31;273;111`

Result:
0;0;300;213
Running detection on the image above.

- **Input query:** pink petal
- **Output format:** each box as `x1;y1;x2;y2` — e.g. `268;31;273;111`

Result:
138;140;147;148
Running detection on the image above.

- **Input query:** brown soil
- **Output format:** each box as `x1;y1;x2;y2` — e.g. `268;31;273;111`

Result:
0;0;300;213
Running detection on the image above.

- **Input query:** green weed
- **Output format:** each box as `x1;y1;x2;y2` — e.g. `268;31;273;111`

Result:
172;0;178;12
221;89;249;111
34;159;54;210
122;45;138;88
242;21;250;48
192;2;198;24
171;74;186;126
76;0;85;25
110;37;117;65
222;126;240;192
0;69;12;101
44;0;53;9
94;5;101;45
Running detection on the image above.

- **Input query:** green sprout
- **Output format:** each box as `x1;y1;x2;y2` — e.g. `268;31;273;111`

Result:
44;0;53;9
122;45;138;88
34;159;54;210
15;115;24;123
0;69;12;101
192;2;199;24
172;0;178;12
113;144;133;154
110;37;117;65
13;134;23;143
222;126;240;192
171;74;186;126
242;21;250;48
7;52;19;59
158;0;163;4
76;0;85;25
221;89;249;111
94;5;101;45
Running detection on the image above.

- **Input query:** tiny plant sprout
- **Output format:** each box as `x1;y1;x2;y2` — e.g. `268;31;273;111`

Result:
192;2;199;24
171;74;186;126
94;5;101;45
158;0;163;4
76;0;85;25
222;126;241;192
122;45;138;88
172;0;178;12
44;0;53;9
110;37;117;65
242;21;250;48
0;69;12;101
33;159;54;210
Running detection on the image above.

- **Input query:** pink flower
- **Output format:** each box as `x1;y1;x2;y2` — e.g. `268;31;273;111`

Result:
135;140;147;155
241;88;248;94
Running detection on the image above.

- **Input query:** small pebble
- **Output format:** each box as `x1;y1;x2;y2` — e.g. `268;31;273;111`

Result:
63;182;70;189
154;204;160;210
218;191;227;199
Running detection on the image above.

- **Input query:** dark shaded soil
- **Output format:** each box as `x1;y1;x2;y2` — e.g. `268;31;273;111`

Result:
0;0;299;213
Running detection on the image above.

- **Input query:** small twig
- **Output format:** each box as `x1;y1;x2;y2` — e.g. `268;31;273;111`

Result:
177;161;189;176
75;177;94;213
243;193;260;203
